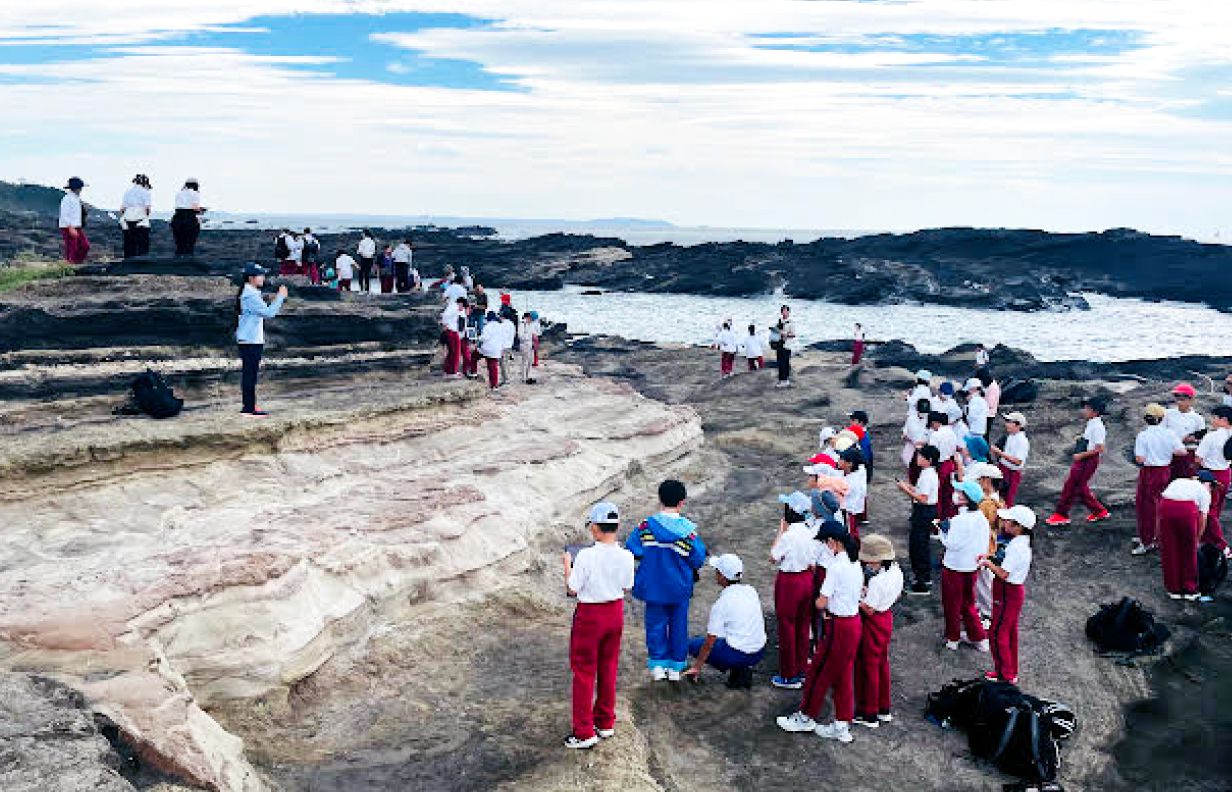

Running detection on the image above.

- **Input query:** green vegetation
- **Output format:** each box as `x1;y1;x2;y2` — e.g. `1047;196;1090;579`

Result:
0;259;73;293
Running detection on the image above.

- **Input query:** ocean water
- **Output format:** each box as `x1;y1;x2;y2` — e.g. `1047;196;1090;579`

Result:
508;286;1231;363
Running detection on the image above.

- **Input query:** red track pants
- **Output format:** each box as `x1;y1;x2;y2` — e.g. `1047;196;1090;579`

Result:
774;570;814;680
941;567;987;643
1158;498;1199;595
1202;468;1230;550
1055;455;1104;518
1135;465;1172;545
569;601;624;739
990;578;1025;681
855;609;893;717
799;614;861;722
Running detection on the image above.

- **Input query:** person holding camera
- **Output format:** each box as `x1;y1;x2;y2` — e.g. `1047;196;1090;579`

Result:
234;263;288;417
772;305;796;388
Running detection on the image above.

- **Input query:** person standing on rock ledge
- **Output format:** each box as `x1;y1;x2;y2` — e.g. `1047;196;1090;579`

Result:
58;177;89;264
171;179;205;256
119;174;152;259
1045;397;1111;527
773;305;796;389
851;323;866;366
235;262;288;417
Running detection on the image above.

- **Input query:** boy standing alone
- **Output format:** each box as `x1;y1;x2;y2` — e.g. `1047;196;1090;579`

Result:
563;502;635;749
627;480;707;681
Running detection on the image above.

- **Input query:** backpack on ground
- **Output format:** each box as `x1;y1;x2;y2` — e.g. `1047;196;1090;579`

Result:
1000;378;1039;405
924;677;985;730
130;369;183;419
1198;544;1228;595
1085;597;1169;656
274;234;290;260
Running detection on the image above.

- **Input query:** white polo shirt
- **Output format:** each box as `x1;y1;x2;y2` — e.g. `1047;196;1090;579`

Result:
966;395;990;436
844;467;868;514
1000;432;1030;471
335;254;356;280
916;466;940;505
715;329;738;353
58;193;83;228
120;185;152;224
1197;427;1232;471
743;335;763;358
357;238;377;258
771;523;820;573
174;188;200;210
568;542;634;604
444;283;467;302
706;583;767;654
941;509;990;572
392;244;413;264
862;563;903;612
1135;424;1184;467
929;425;960;462
1001;535;1032;585
1161;478;1211;513
1164;408;1205;444
1083;417;1107;449
903;411;929;445
821;555;864;617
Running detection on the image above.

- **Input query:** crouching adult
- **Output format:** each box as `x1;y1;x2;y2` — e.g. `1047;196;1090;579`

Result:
684;554;766;689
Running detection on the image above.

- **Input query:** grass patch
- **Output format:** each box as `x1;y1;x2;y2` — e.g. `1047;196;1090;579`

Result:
0;261;74;293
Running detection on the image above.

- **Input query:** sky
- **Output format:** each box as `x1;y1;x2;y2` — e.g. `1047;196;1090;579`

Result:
1;1;1230;238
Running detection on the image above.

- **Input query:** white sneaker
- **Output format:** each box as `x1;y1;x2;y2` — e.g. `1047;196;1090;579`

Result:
974;639;990;653
776;712;818;733
1182;593;1201;602
945;640;960;651
651;666;667;681
877;713;894;723
1130;540;1156;556
1168;593;1183;601
815;721;853;743
564;734;599;750
666;669;682;682
597;728;615;739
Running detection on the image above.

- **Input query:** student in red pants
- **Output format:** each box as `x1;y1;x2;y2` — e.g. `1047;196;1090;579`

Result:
562;502;635;750
853;534;902;728
979;505;1035;684
1157;472;1214;600
477;312;504;389
1132;403;1186;555
714;320;738;378
926;411;963;520
1046;397;1111;526
991;411;1030;506
1196;405;1232;557
939;480;990;652
851;323;866;365
770;492;820;690
777;524;863;745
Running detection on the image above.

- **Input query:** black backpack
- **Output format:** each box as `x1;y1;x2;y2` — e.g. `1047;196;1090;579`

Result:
130;369;183;419
1199;544;1228;595
1085;597;1169;655
925;677;985;730
275;235;290;260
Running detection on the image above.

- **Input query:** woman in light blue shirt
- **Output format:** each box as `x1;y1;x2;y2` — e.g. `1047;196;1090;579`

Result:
235;262;288;416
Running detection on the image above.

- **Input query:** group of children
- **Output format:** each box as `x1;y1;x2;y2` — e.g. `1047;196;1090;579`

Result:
437;274;543;390
710;306;799;388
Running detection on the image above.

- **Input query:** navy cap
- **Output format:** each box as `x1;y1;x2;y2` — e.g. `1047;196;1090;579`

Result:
1198;469;1218;484
65;177;86;190
242;262;270;277
815;519;849;542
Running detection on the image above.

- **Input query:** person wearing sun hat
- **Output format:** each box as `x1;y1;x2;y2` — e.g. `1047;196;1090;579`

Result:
1157;471;1216;600
770;492;820;689
979;504;1036;684
684;553;766;689
938;479;991;652
1132;402;1186;556
1164;382;1205;480
58;176;90;264
1046;396;1111;526
853;534;903;728
1196;405;1232;556
991;412;1030;506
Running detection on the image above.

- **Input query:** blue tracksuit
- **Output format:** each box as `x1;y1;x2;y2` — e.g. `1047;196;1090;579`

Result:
626;513;706;671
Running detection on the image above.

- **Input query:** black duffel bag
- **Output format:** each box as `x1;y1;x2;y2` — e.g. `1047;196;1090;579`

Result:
130;369;184;419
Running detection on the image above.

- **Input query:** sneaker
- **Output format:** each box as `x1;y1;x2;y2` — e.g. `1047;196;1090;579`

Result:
563;734;599;750
945;640;960;651
596;728;615;740
1086;509;1111;523
1167;593;1182;600
980;616;992;632
241;409;269;417
1182;592;1201;602
877;712;894;723
984;671;1002;682
852;714;880;729
1223;547;1232;561
771;675;804;690
971;639;990;653
908;582;932;596
776;712;818;733
1045;513;1071;527
1130;541;1156;556
815;721;853;743
666;669;681;682
651;666;667;682
1199;594;1215;603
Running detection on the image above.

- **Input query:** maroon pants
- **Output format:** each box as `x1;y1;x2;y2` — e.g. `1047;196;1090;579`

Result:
1135;465;1172;545
380;275;394;293
279;260;299;275
774;570;814;680
570;601;624;739
846;513;861;541
1158;498;1199;595
533;336;541;367
1171;451;1198;481
998;466;1022;507
747;358;760;371
990;578;1025;681
851;340;865;365
1055;455;1103;517
799;614;861;723
61;228;90;264
485;356;500;389
941;568;987;643
720;352;735;376
443;330;461;375
938;460;958;520
1202;468;1230;550
855;609;893;717
338;278;352;292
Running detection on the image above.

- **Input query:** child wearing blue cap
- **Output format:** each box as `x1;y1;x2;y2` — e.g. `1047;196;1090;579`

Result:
939;479;991;652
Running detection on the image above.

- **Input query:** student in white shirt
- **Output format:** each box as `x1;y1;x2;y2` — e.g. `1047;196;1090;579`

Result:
905;370;933;418
443;276;468;304
356;230;377;294
684;554;766;689
778;525;863;744
714;320;739;378
440;297;465;379
939;479;991;652
562;501;635;749
898;444;941;595
498;312;517;386
902;397;932;473
975;344;990;369
171;179;204;256
392;239;414;293
963;378;990;439
477;311;504;389
1132;403;1187;556
838;448;868;537
1046;397;1110;526
979;505;1035;684
853;534;902;728
517;312;538;385
1197;405;1232;556
936;382;965;428
742;324;765;371
1165;383;1205;480
926;411;964;521
851;322;866;366
991;412;1030;506
119;174;152;258
1157;472;1216;600
770;492;820;689
334;251;356;292
58;177;90;264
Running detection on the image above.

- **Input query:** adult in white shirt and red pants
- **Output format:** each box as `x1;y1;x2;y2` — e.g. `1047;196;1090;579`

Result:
59;177;90;264
1133;403;1186;555
939;480;991;651
1197;405;1232;554
1046;397;1110;526
1165;383;1205;480
562;502;635;750
1158;474;1215;600
980;505;1035;684
770;493;820;689
854;534;902;727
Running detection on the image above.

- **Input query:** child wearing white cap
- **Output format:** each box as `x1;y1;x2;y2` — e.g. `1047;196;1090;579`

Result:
991;412;1030;506
963;378;990;440
979;505;1035;684
853;534;902;728
770;492;821;689
905;370;933;418
562;502;635;749
684;554;767;689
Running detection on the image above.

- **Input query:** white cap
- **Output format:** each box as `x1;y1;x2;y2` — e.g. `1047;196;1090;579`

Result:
915;369;933;381
996;505;1037;529
778;491;813;515
818;426;836;446
803;463;838;477
963;378;983;391
968;462;1004;480
587;501;620;525
709;553;744;581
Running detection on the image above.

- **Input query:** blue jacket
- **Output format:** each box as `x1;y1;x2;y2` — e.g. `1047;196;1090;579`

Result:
626;513;706;604
236;286;285;344
859;434;873;466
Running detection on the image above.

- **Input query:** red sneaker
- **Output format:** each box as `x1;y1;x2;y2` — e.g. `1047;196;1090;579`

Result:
1086;509;1111;523
1045;513;1071;526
